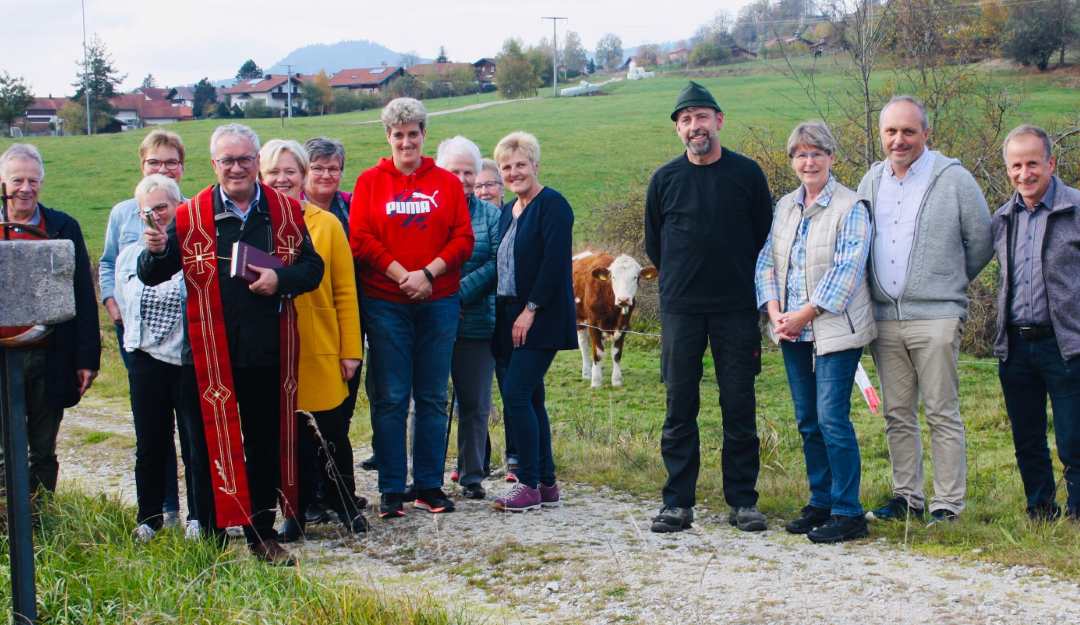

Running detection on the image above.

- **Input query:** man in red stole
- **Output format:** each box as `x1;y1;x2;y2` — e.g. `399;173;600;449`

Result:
139;124;323;565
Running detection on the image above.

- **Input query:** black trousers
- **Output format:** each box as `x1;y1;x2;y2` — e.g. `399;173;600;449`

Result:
181;364;281;545
129;350;194;529
660;308;762;509
297;400;360;520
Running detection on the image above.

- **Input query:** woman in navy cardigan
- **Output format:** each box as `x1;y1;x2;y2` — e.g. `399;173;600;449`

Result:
491;131;578;512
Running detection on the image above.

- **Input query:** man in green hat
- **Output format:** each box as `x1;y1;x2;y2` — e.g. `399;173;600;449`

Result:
645;81;774;533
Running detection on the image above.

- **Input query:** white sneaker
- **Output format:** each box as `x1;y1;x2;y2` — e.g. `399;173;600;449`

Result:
163;511;182;529
185;519;201;540
134;524;156;544
226;525;244;540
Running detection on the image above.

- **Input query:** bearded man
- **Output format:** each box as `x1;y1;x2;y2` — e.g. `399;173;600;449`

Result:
644;81;774;533
139;124;323;565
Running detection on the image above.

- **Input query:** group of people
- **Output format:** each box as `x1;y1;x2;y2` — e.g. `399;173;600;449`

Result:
0;80;1075;565
645;81;1078;544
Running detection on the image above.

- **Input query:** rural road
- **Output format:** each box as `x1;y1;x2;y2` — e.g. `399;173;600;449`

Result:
57;398;1080;624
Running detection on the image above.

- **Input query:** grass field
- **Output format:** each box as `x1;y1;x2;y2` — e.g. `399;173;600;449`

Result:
2;59;1079;613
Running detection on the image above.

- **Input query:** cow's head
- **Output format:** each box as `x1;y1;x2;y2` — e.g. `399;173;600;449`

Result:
592;254;659;314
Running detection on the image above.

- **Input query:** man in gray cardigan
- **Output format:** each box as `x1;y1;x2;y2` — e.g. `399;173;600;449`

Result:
993;124;1080;522
857;96;994;523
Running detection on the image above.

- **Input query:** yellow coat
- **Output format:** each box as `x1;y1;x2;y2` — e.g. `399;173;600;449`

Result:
296;202;362;412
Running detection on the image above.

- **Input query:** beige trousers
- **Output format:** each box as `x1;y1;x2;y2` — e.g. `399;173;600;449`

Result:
869;318;965;514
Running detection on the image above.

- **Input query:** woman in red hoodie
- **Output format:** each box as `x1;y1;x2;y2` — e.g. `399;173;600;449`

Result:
350;98;475;519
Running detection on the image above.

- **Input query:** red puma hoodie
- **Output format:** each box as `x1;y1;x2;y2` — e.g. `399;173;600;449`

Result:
349;156;475;302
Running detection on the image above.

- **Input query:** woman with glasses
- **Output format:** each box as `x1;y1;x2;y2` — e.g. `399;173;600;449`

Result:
754;121;875;544
113;174;189;542
258;139;369;540
475;158;505;209
101;129;193;534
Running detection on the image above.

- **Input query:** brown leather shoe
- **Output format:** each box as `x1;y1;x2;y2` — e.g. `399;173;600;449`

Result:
249;539;297;566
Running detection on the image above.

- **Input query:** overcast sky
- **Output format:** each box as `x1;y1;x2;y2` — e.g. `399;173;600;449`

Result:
9;0;751;97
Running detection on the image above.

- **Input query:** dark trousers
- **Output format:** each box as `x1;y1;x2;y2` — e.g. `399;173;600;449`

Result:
451;338;496;486
659;309;762;509
494;359;518;463
181;365;281;545
498;348;558;489
297;401;359;520
128;350;194;529
0;348;64;494
999;330;1080;516
313;371;362;505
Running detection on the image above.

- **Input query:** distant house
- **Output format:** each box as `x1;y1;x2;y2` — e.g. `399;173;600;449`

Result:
111;93;193;130
221;75;306;111
165;86;228;109
328;65;404;94
669;48;689;64
134;87;170;101
19;97;68;134
764;33;818;49
620;56;642;70
473;58;497;83
730;45;758;59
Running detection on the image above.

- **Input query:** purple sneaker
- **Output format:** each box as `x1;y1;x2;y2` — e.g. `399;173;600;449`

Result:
538;482;561;507
493;483;541;512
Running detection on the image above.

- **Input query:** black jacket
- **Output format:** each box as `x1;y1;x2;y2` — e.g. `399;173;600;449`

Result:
137;184;324;368
32;205;101;409
492;186;578;360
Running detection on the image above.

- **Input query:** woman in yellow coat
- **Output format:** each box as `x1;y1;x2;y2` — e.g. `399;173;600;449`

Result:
258;139;368;539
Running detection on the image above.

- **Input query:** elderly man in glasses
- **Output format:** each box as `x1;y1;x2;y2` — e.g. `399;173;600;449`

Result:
138;123;324;566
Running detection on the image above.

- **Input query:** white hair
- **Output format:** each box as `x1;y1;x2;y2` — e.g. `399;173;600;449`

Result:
0;143;45;180
436;136;483;172
210;123;260;158
135;174;183;206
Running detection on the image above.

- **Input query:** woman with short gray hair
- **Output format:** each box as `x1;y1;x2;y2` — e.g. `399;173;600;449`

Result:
755;120;875;544
303;137;351;232
475;158;505;208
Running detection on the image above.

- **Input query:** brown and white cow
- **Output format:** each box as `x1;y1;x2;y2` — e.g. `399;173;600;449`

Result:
572;250;658;387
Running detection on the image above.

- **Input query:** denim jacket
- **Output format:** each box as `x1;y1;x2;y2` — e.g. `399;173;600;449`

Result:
99;197;146;303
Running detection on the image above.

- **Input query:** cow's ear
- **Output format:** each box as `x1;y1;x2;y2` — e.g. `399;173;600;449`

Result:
640;266;659;281
591;267;610;281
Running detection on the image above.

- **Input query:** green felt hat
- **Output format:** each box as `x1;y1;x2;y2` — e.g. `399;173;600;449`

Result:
670;81;722;121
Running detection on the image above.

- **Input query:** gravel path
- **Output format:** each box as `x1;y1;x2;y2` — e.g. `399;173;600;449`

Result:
56;398;1080;624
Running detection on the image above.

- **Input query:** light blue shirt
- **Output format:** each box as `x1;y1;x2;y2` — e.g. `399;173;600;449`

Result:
873;149;937;300
220;184;261;222
99;197;146;303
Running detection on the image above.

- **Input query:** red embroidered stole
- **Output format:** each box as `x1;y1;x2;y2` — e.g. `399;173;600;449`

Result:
177;183;304;527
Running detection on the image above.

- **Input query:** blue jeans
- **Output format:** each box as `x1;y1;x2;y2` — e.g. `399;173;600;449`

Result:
361;294;460;493
493;359;518;464
498;348;558;489
780;341;864;517
999;330;1080;516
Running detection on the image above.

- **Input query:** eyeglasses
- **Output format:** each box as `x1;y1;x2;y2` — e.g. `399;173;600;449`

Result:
310;165;343;178
474;182;503;191
144;159;183;171
143;202;172;214
214;156;256;170
791;151;831;163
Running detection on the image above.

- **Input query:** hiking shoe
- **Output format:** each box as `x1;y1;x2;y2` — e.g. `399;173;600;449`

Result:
338;509;370;534
163;510;182;529
225;526;244;540
868;496;924;522
929;509;959;524
250;539;297;566
415;488;456;513
280;516;305;543
305;504;332;525
1027;502;1062;523
729;506;768;532
379;493;405;519
538;482;561;507
650;506;694;533
185;519;201;540
450;471;460;483
505;460;519;483
493;483;541;512
463;483;486;500
134;523;156;544
808;514;869;544
785;505;831;535
359;455;378;471
402;483;417;503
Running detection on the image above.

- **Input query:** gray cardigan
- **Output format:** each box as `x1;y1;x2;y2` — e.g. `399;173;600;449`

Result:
992;177;1080;362
857;152;994;321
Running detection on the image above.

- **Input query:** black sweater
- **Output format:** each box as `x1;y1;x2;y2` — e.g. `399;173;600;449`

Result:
644;149;773;314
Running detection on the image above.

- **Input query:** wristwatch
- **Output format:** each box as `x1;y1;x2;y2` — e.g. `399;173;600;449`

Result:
526;301;538;312
812;305;825;317
422;268;435;283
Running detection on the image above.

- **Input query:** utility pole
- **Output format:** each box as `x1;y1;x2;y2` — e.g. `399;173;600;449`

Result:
542;17;567;97
81;0;91;135
283;64;295;118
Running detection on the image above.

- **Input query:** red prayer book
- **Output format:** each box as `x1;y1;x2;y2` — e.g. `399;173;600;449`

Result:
230;241;283;282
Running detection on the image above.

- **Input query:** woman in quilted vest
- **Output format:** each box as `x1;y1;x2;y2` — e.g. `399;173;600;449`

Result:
436;136;502;500
754;120;876;544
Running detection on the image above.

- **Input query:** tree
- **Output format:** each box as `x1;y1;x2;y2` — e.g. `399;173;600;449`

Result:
436;46;449;63
212;101;232;118
0;72;36;129
71;33;125;134
1004;0;1079;70
242;100;271;118
562;31;588;77
525;44;554;88
302;70;333;114
595;33;624;70
387;74;423;99
495;38;539;99
689;10;735;66
636;42;662;67
236;60;263;81
192;78;217;118
398;50;420;69
140;73;158;89
588;58;596;74
449;65;476;96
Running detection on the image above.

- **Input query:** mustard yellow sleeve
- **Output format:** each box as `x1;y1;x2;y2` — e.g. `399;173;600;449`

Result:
328;214;362;360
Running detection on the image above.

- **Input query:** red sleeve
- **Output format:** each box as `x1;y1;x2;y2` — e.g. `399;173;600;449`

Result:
349;172;396;274
436;180;475;273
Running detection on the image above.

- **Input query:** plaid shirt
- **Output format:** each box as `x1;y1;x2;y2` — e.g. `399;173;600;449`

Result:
755;176;872;342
